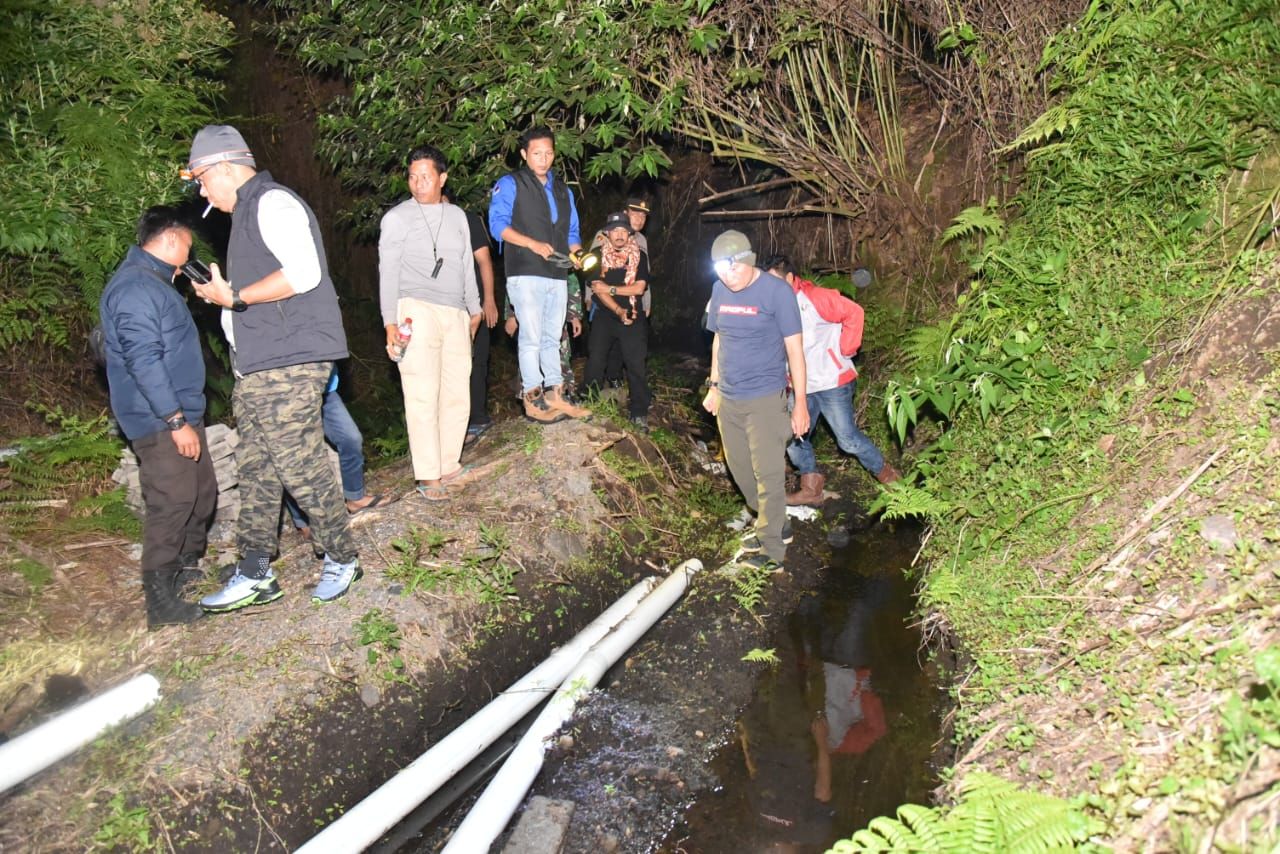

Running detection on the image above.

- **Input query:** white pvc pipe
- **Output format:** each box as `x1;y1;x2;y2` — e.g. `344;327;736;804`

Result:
297;576;661;854
0;673;160;794
443;559;703;854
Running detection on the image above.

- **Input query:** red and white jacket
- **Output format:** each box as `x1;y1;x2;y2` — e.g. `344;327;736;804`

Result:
792;276;864;394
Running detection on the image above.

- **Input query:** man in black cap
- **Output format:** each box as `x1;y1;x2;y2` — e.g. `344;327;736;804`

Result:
584;211;651;430
624;197;652;314
703;229;808;572
181;124;360;609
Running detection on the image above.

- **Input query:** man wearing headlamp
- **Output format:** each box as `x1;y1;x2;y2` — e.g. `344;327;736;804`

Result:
703;230;809;572
182;124;360;611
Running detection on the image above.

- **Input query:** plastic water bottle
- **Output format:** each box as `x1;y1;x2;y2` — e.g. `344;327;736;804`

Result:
391;318;413;362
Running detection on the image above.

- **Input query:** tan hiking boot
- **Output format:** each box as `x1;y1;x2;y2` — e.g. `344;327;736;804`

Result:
523;387;568;424
786;472;826;506
544;384;591;419
876;462;902;484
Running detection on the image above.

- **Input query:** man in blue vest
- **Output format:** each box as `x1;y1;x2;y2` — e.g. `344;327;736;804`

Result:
183;124;360;609
100;206;216;629
488;126;591;423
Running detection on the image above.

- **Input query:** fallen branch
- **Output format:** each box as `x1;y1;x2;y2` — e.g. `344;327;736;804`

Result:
698;177;801;207
63;538;131;551
1077;446;1227;580
699;205;856;220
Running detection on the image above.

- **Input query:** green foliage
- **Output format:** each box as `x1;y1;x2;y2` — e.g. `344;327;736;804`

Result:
262;0;936;233
386;525;450;594
742;647;779;665
92;792;156;853
730;556;771;614
871;0;1280;776
64;487;143;540
265;0;697;219
884;0;1280;550
1219;646;1280;764
940;202;1005;245
869;482;951;522
1;407;124;530
12;557;51;592
0;0;233;347
355;608;406;683
386;523;520;604
829;772;1094;853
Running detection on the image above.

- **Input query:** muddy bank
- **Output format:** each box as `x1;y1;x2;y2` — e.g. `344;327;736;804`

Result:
0;410;639;850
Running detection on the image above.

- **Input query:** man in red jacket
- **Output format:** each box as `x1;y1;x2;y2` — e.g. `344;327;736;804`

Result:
763;255;899;505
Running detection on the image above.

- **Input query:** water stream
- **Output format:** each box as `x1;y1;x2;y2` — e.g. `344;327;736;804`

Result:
660;523;941;852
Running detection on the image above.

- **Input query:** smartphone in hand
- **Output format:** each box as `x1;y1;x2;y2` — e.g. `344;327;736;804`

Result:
181;259;211;285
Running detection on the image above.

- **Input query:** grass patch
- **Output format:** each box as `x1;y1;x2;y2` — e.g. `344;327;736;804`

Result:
13;557;51;591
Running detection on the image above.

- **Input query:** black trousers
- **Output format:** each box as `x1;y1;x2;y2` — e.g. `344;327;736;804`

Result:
585;312;650;417
604;336;624;383
469;322;491;426
133;422;218;574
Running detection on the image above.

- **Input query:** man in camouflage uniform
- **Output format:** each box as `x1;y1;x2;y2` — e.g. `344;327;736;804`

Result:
184;124;360;609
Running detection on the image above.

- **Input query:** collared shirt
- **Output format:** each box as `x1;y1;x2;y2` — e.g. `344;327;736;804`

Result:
488;170;581;248
219;188;322;348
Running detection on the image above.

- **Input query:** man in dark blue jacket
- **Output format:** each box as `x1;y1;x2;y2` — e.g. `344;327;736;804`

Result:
100;206;215;629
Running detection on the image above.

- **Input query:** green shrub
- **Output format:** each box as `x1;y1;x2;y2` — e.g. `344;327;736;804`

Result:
0;0;233;348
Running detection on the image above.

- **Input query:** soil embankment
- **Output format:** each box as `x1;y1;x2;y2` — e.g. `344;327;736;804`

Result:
940;284;1280;851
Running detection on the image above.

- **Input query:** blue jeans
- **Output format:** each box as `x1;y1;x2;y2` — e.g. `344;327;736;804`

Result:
285;390;364;529
786;382;885;477
507;275;567;393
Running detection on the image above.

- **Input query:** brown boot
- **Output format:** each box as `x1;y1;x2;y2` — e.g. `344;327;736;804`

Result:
786;472;826;506
523;387;568;424
544;384;591;419
876;462;902;484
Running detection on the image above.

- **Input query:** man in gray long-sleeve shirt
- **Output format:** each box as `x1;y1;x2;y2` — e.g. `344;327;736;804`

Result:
379;144;481;499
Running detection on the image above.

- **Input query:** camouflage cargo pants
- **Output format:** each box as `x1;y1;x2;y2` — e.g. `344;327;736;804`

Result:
233;362;356;563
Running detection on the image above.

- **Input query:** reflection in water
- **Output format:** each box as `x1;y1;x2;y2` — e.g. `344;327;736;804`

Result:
665;525;938;853
809;577;889;805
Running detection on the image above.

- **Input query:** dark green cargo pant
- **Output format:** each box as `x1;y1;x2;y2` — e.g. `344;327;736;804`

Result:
718;390;792;563
233;362;356;564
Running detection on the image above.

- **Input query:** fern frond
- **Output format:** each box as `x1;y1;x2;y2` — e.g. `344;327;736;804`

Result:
941;204;1005;245
903;320;956;372
828;772;1092;854
895;803;945;849
870;483;952;522
997;104;1080;155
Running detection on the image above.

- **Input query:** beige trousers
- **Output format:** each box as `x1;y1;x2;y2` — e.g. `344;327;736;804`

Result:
398;298;472;481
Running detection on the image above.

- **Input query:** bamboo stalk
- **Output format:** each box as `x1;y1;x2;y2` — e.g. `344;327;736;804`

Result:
698;177;801;206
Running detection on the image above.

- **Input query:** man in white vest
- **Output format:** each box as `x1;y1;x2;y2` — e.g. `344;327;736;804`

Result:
763;255;900;506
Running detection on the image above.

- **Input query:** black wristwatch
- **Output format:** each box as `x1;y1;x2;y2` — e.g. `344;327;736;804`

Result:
166;413;187;431
230;288;248;313
609;286;617;296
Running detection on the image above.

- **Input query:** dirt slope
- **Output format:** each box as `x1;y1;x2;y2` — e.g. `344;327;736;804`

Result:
946;283;1280;851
